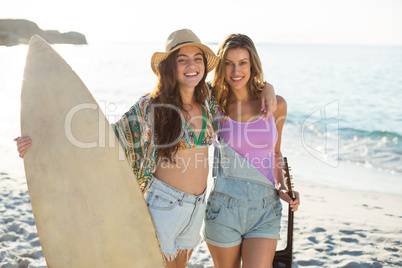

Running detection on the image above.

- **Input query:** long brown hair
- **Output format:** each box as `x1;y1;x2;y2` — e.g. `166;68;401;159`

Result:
212;34;265;115
150;49;209;162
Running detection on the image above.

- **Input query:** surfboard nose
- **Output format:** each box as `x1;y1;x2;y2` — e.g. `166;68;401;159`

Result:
27;35;52;55
29;34;46;45
24;33;67;81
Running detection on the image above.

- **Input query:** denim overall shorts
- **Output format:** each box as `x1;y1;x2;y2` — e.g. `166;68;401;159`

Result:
203;140;282;248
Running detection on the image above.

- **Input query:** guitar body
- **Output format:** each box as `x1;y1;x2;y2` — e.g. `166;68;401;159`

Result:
273;207;294;268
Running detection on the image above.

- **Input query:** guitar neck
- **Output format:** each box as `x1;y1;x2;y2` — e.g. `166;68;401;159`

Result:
287;203;294;252
284;157;295;250
273;157;295;267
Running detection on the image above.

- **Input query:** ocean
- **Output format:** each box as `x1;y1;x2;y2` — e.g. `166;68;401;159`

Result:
1;41;401;194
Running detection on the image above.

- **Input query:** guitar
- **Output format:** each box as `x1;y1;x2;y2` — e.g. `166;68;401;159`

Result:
273;157;295;268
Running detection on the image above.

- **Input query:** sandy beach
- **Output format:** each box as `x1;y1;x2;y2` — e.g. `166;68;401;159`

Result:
1;142;401;267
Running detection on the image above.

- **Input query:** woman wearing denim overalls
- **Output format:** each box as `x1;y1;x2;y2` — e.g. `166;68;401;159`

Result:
204;34;301;268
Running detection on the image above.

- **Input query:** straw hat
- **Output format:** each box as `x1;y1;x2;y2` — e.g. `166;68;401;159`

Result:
151;29;219;75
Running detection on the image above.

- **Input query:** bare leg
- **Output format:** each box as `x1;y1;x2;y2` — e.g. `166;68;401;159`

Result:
206;242;241;268
164;249;193;268
164;257;176;268
241;238;277;268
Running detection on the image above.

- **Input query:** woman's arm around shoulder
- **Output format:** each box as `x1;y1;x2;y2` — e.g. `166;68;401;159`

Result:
261;82;277;119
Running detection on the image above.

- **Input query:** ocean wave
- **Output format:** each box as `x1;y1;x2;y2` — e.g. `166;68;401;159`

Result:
283;120;402;174
339;127;402;140
339;129;401;173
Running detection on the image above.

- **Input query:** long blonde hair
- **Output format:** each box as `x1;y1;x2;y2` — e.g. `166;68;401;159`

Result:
212;34;265;115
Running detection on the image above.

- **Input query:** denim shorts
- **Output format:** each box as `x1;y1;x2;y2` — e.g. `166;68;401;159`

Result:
203;140;282;248
203;180;282;248
144;176;206;260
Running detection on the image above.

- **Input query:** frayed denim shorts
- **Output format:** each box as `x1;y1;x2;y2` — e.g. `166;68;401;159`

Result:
144;176;206;260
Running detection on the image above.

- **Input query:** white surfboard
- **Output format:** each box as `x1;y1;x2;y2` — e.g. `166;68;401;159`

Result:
20;35;165;267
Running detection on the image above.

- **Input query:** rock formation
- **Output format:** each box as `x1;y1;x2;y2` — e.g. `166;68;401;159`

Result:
0;19;87;46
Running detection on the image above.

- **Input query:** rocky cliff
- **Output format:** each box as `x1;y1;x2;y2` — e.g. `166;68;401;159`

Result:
0;19;87;46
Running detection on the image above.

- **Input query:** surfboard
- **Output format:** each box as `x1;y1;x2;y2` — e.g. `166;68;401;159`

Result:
20;35;165;267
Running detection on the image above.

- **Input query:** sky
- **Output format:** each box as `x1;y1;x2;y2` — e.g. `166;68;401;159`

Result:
2;0;402;45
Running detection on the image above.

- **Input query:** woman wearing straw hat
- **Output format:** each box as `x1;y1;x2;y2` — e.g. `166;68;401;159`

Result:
203;33;300;268
15;29;276;267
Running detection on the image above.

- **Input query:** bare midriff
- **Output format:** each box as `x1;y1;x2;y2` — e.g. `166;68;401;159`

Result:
154;146;209;196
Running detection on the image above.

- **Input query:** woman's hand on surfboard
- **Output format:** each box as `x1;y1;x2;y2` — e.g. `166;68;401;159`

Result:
261;82;277;119
278;189;300;212
14;136;31;158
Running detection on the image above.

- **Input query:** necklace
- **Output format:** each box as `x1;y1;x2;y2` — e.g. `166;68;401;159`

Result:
182;103;193;112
